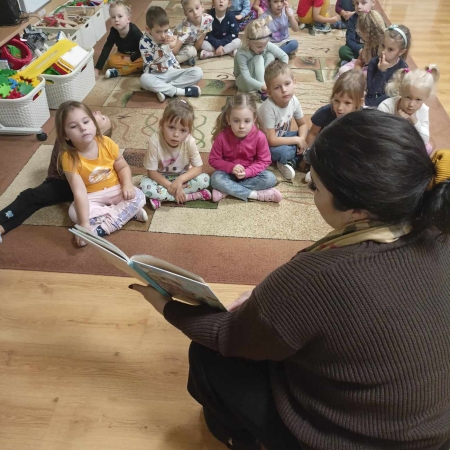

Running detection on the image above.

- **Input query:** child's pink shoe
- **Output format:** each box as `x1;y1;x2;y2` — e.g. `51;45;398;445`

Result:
199;189;212;201
256;188;282;203
149;199;161;210
212;189;227;202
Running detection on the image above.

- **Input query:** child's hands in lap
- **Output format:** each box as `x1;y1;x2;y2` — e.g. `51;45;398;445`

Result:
236;14;243;20
296;137;307;154
175;187;186;204
168;178;183;196
215;46;225;56
122;183;136;200
233;164;246;179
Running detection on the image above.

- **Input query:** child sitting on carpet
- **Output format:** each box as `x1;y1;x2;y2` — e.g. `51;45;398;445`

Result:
200;0;241;60
94;1;143;79
0;112;112;244
209;94;282;203
261;0;299;56
378;65;440;155
296;0;340;33
139;6;203;102
172;0;213;65
337;10;385;77
365;24;411;107
234;18;288;101
139;99;211;210
306;70;365;147
257;60;308;181
57;101;147;247
335;0;355;29
252;0;269;16
339;0;375;62
229;0;257;31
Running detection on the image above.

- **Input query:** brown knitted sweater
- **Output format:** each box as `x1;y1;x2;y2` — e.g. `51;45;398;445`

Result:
164;228;450;449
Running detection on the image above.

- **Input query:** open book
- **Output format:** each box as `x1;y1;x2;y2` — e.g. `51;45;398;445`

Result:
69;225;225;311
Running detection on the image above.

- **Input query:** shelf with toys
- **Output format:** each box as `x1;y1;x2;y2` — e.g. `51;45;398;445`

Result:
0;38;95;139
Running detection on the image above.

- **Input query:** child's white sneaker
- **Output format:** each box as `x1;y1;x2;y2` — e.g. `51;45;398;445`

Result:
200;50;214;59
277;161;295;180
105;68;120;79
133;208;148;222
156;92;166;102
304;171;311;184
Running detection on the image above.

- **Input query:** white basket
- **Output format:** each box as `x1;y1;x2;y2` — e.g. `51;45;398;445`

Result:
79;20;97;49
0;77;50;128
101;2;110;22
92;10;107;40
42;49;95;109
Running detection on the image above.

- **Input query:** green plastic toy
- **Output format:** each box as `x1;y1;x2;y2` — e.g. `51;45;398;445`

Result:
6;45;21;58
0;83;11;98
18;82;34;95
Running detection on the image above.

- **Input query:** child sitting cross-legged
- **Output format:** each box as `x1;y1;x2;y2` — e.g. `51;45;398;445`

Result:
139;99;211;210
172;0;213;66
200;0;241;59
209;94;282;203
139;6;202;103
261;0;299;57
94;0;143;80
234;18;288;102
229;0;257;31
258;60;308;181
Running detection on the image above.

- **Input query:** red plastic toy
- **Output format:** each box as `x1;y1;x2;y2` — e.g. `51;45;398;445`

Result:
0;37;32;70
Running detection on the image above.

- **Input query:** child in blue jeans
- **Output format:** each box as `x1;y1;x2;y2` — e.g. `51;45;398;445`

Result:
258;61;308;181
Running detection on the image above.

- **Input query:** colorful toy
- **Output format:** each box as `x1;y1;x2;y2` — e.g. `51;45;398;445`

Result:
0;69;40;99
0;38;33;70
17;39;76;80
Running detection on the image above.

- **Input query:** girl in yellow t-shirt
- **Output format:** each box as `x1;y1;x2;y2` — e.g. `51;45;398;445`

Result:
57;101;146;247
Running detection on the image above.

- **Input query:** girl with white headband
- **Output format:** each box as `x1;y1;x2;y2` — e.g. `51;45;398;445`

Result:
365;24;411;107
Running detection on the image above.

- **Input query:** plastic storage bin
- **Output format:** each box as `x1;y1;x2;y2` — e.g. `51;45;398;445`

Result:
92;9;107;40
42;49;95;109
0;76;50;136
101;2;110;22
79;20;97;49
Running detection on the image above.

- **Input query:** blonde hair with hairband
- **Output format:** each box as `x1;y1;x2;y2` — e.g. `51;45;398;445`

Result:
242;18;272;49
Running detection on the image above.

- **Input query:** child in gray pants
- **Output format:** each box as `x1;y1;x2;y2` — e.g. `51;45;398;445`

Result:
139;6;203;103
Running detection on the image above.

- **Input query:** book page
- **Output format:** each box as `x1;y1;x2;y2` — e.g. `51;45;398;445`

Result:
131;255;205;283
71;225;130;261
131;260;225;311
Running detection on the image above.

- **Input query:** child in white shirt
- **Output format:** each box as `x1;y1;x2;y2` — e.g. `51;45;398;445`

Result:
172;0;213;65
139;99;211;210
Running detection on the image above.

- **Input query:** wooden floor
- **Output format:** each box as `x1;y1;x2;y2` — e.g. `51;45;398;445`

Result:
1;1;450;449
0;270;253;450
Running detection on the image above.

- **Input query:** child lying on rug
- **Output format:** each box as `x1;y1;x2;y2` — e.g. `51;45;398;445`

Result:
139;99;211;210
94;0;143;79
209;93;282;203
58;101;147;247
0;111;112;244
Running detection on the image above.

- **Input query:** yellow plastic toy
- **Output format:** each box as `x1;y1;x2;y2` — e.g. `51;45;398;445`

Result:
18;39;77;80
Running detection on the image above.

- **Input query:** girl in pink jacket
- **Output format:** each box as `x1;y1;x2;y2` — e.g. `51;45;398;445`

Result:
209;93;282;203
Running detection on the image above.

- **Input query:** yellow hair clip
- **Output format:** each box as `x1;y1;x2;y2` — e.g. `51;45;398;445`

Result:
428;149;450;190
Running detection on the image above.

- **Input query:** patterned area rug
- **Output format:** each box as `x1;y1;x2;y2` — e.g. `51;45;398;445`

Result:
0;22;342;241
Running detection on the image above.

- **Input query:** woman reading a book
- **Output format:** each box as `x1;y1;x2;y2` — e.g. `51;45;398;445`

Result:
130;110;450;450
